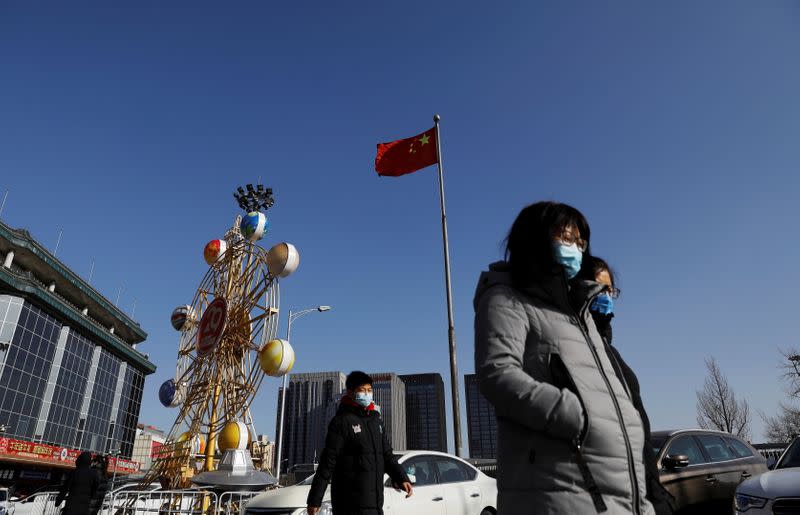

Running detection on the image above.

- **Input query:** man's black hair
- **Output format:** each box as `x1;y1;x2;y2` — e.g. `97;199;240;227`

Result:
345;370;373;391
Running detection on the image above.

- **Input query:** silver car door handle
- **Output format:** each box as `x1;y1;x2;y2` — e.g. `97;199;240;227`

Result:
705;475;718;483
433;497;444;501
741;471;752;478
470;493;480;498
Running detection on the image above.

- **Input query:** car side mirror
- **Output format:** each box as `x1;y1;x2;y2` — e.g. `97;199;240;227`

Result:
663;454;690;470
407;474;416;485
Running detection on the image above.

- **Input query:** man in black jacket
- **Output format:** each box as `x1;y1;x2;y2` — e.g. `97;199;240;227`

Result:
307;371;412;515
55;451;100;515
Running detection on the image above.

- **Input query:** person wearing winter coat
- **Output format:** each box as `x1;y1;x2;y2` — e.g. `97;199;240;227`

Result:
88;454;110;515
474;201;654;515
307;371;412;515
577;256;676;515
55;451;99;515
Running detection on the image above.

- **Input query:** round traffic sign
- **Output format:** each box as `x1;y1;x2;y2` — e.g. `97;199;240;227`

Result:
197;297;227;356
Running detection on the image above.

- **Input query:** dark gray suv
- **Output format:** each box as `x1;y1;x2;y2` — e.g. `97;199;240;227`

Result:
651;429;767;514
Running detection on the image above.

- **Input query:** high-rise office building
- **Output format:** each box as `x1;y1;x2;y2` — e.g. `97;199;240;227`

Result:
0;220;154;488
275;371;345;471
399;373;446;452
464;374;497;459
370;373;406;450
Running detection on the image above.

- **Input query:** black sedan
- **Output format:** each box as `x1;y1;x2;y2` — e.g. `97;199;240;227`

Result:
651;429;767;514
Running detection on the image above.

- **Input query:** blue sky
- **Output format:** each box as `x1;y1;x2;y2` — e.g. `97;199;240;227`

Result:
2;2;800;450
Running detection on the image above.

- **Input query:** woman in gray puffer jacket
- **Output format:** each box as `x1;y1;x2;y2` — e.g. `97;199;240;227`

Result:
474;201;653;515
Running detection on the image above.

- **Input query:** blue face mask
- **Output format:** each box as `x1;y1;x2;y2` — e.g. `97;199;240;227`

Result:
354;392;373;408
553;243;583;279
591;293;614;315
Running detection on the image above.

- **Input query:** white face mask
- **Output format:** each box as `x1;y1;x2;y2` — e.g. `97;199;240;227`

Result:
354;392;373;407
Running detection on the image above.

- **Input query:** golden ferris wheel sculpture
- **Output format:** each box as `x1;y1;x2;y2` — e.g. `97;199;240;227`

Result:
145;185;299;489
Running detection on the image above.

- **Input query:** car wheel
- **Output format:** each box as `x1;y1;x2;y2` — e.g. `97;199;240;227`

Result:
480;509;494;515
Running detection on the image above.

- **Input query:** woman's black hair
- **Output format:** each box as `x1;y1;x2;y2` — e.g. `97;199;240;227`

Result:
577;255;615;286
504;201;591;288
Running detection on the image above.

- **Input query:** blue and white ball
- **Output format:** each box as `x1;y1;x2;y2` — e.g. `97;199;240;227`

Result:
240;212;269;242
159;379;177;407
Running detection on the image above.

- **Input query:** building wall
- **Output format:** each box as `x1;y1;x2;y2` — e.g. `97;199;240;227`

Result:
0;295;148;459
464;374;497;459
132;427;166;472
41;329;94;447
399;373;446;452
0;298;61;441
370;373;406;451
275;372;345;471
253;435;275;473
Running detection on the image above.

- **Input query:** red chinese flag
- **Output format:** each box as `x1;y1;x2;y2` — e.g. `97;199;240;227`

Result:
375;127;438;177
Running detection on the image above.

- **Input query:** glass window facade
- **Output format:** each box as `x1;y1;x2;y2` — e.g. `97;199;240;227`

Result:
400;374;446;452
113;366;145;458
464;374;497;459
42;330;95;447
80;349;121;454
0;301;61;440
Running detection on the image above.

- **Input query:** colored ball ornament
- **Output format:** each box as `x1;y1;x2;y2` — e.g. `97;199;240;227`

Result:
159;379;176;407
240;211;269;242
266;242;300;278
177;432;205;455
203;239;228;266
258;339;295;377
170;305;195;331
218;420;251;451
158;379;184;407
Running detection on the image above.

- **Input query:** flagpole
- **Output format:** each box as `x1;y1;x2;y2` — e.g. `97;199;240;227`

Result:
433;114;463;458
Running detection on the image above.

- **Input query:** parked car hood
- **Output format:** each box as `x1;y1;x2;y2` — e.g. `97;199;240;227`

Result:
247;484;321;508
737;467;800;498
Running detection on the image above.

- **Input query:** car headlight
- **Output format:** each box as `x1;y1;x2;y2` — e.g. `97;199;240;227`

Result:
735;493;768;512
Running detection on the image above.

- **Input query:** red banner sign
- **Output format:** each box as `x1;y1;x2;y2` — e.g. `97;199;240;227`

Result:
0;437;139;473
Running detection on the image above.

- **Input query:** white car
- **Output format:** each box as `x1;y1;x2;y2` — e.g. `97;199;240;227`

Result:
734;436;800;514
244;450;497;515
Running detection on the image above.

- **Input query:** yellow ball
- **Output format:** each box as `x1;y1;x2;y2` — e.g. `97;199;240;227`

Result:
258;339;295;377
176;432;205;455
218;420;251;451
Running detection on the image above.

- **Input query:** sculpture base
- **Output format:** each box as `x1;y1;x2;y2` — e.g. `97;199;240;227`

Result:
191;449;276;491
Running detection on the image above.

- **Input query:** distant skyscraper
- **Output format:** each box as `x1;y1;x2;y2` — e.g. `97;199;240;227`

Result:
399;373;446;452
464;374;497;459
275;371;345;471
370;373;406;450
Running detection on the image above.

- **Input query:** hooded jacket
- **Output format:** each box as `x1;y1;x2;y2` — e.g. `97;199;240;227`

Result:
307;399;409;514
56;452;100;515
474;262;653;515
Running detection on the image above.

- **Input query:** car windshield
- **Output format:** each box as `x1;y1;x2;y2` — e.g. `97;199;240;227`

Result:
0;490;7;501
777;439;800;469
651;436;668;457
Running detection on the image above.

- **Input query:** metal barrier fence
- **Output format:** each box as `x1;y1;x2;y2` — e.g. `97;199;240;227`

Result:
12;489;262;515
216;491;262;515
16;492;62;515
108;490;219;514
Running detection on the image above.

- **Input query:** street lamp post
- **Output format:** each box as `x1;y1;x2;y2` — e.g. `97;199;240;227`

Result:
274;305;331;482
